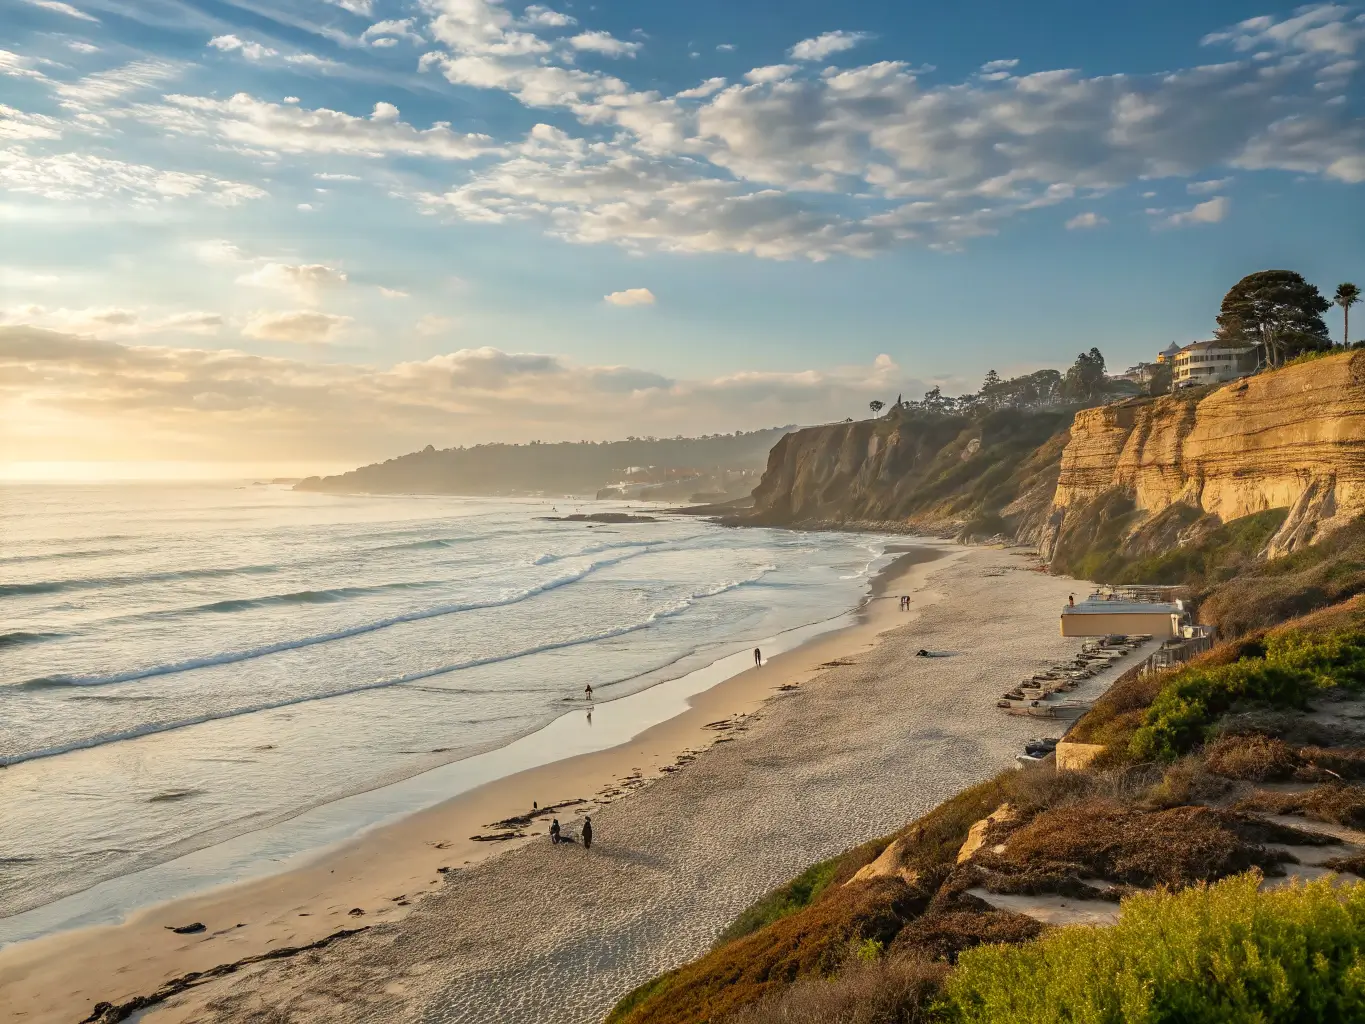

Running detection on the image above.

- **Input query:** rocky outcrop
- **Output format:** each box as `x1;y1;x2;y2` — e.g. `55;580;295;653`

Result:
1046;352;1365;560
743;407;1072;540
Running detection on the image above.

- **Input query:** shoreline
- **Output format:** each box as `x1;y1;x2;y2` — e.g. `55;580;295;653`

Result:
0;543;954;1024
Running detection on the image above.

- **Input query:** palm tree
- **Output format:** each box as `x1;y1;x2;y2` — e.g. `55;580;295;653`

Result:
1336;283;1361;348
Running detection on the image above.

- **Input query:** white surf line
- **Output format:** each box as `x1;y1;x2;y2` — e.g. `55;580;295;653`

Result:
0;609;858;946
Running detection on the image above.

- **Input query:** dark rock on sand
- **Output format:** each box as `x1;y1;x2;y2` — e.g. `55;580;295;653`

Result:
539;513;658;524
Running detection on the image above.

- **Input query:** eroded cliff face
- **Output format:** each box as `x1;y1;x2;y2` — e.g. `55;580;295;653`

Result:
744;407;1071;539
1044;350;1365;560
744;352;1365;573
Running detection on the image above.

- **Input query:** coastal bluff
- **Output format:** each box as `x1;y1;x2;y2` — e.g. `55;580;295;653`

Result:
1043;350;1365;560
740;351;1365;573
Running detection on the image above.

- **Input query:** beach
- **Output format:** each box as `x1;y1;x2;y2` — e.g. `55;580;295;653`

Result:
0;543;1089;1024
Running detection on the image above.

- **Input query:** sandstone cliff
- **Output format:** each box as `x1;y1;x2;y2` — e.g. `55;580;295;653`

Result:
744;406;1071;541
1044;350;1365;561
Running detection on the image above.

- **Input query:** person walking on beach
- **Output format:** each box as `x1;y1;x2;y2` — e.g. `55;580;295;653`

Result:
585;682;593;701
753;648;762;667
550;819;561;844
582;816;593;851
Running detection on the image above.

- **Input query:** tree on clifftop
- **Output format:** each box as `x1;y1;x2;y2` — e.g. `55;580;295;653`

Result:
868;400;885;416
1215;270;1330;368
1336;283;1360;347
1062;348;1107;404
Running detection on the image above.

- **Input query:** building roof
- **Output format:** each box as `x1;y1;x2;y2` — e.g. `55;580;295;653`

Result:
1160;342;1182;355
1179;339;1256;353
1062;600;1181;616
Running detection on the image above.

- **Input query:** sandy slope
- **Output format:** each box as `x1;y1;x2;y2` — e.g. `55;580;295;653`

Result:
133;546;1085;1024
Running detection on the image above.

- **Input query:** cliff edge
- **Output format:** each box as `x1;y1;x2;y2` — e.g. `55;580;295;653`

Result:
1044;350;1365;562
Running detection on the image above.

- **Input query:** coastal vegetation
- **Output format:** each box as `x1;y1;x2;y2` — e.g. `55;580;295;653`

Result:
607;595;1365;1024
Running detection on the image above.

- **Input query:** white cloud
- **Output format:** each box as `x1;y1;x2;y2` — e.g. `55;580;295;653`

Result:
789;31;873;61
362;19;424;45
152;93;499;160
1202;5;1365;57
66;41;99;54
0;104;64;141
676;77;727;99
522;6;575;28
325;0;373;14
398;3;1365;259
242;310;350;343
1164;195;1230;227
23;0;98;22
1065;211;1107;229
237;262;348;300
744;64;798;83
568;31;641;57
1;327;925;462
0;305;221;337
379;286;409;298
604;287;655;306
53;59;180;111
208;35;279;61
1187;177;1232;194
0;150;265;205
717;43;736;53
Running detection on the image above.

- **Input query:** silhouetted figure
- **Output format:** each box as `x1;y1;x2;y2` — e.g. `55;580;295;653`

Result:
532;800;538;811
1068;594;1075;607
585;683;593;701
582;816;593;851
753;648;762;667
550;819;561;844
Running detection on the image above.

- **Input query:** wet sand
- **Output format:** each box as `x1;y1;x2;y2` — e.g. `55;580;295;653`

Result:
0;546;957;1024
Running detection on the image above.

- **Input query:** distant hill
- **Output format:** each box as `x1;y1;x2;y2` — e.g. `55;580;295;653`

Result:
295;428;796;498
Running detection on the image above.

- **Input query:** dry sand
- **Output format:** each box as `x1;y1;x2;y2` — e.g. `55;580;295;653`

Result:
1;544;1087;1024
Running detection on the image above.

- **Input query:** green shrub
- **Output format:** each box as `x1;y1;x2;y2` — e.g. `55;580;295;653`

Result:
1127;629;1365;761
715;857;843;947
946;873;1365;1023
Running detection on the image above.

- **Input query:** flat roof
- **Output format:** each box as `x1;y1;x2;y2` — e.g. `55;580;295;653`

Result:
1062;601;1180;615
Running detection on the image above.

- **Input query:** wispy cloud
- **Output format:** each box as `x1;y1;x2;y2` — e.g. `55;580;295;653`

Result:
23;0;99;23
1164;195;1230;227
789;30;874;61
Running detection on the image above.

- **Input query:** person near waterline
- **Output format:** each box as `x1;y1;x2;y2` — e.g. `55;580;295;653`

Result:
550;818;561;844
585;682;593;701
582;816;593;850
753;647;762;667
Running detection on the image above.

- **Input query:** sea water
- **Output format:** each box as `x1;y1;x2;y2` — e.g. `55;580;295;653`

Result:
0;483;891;921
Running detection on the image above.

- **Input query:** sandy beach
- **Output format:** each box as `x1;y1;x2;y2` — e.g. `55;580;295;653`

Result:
1;542;952;1023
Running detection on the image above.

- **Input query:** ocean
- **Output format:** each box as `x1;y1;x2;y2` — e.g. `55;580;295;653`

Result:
0;483;893;923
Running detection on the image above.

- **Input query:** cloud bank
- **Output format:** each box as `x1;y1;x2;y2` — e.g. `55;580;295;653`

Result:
0;326;921;463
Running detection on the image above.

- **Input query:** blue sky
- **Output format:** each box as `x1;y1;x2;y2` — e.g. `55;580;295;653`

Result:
1;0;1362;471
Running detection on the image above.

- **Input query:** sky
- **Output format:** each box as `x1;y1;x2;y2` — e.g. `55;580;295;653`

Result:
0;0;1362;476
